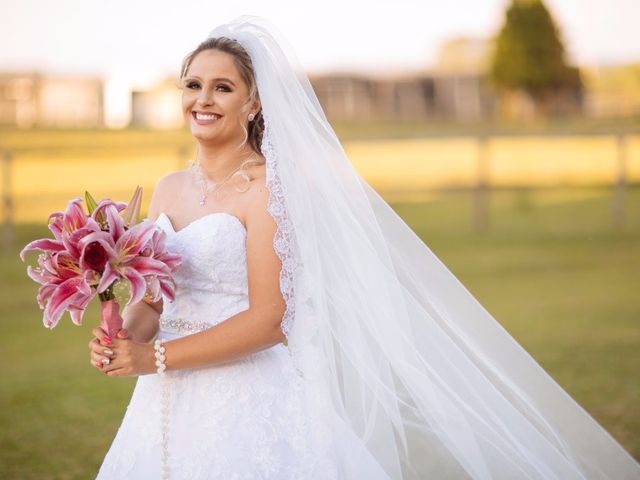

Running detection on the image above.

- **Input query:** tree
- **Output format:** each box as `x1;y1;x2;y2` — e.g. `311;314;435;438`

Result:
489;0;582;117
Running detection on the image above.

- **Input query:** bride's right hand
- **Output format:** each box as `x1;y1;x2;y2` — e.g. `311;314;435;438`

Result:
88;330;114;370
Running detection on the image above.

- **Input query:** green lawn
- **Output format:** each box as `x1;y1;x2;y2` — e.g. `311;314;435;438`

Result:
1;186;638;479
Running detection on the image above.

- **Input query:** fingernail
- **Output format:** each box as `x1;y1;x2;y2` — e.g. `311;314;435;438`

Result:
103;336;112;344
104;348;113;355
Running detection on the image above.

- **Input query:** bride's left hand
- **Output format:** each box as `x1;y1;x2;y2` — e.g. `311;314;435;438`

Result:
91;327;157;377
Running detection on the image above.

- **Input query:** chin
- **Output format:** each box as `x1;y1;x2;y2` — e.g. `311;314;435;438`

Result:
190;128;220;143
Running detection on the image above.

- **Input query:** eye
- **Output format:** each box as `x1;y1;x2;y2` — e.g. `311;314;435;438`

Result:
186;81;200;89
216;84;231;92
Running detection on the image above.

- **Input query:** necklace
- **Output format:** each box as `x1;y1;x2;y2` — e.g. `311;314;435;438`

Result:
189;155;263;206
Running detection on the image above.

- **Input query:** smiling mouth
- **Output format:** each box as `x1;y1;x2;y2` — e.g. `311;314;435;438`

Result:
192;111;222;122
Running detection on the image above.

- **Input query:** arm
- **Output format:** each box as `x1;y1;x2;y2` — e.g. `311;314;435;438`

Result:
160;179;286;371
120;301;161;344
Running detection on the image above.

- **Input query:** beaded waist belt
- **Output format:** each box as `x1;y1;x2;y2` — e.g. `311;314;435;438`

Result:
159;315;211;334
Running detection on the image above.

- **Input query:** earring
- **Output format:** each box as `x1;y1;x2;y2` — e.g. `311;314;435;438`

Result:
248;113;255;122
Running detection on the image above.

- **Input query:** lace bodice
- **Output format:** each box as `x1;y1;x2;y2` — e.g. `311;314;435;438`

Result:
155;211;250;337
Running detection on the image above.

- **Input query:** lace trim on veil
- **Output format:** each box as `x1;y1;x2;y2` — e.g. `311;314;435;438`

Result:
262;111;301;372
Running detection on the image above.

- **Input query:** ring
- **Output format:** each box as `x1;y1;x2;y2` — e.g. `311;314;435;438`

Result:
102;357;110;365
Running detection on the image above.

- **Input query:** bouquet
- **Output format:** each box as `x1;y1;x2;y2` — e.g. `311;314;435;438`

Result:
19;186;182;338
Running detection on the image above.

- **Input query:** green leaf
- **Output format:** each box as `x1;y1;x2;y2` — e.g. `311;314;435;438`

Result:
85;191;98;215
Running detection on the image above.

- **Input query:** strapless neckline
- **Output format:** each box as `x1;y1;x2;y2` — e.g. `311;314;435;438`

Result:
157;211;246;235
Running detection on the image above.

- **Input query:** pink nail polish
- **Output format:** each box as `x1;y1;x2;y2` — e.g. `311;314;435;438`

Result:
103;336;112;344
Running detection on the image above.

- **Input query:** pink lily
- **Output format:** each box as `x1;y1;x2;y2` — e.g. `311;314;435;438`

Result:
78;206;178;306
22;249;98;328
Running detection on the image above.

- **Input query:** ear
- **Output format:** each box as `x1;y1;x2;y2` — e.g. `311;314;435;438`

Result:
252;97;261;116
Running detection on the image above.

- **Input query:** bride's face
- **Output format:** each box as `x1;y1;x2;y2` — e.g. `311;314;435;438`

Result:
181;49;255;144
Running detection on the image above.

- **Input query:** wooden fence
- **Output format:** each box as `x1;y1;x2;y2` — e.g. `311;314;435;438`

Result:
1;132;638;250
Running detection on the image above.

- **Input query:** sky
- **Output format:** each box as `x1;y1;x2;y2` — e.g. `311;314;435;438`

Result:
1;0;639;80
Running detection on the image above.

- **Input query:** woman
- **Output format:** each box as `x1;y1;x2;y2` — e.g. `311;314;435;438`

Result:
90;15;640;479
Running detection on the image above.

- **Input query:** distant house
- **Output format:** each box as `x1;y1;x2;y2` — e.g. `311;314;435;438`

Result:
309;37;498;123
129;78;183;129
0;72;104;128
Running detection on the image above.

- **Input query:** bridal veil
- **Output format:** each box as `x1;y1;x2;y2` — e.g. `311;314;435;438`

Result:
207;15;640;479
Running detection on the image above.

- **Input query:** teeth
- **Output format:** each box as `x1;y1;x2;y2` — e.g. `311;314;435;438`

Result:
195;112;219;120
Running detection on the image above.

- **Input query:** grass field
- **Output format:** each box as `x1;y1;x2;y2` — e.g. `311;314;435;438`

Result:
1;185;638;479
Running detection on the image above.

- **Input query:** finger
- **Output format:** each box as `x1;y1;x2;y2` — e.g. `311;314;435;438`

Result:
91;351;112;365
103;352;124;370
98;355;111;366
90;357;103;369
117;328;130;339
92;326;107;338
92;327;113;346
89;338;112;356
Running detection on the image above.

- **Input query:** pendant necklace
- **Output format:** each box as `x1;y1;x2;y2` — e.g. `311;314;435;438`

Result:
189;155;262;206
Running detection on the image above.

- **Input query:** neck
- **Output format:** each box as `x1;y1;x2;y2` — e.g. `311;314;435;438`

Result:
196;141;257;182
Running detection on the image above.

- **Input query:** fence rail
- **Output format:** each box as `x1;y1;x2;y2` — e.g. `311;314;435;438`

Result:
2;132;638;250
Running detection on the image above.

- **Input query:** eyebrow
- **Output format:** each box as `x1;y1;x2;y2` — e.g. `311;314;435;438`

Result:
184;75;236;87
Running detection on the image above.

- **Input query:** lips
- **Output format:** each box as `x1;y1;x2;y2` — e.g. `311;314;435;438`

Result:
191;111;223;124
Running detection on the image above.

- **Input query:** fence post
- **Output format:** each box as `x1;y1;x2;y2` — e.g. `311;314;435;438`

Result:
2;149;13;250
612;133;627;228
472;134;490;232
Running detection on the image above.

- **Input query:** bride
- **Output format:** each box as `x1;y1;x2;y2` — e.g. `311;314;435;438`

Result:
89;15;640;479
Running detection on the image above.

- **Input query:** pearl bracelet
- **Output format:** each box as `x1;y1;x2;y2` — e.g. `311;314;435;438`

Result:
154;338;167;375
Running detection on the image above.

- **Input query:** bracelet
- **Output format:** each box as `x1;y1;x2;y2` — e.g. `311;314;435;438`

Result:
154;338;167;375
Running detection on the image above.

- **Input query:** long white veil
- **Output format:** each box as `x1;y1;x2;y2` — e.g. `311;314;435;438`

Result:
208;16;640;479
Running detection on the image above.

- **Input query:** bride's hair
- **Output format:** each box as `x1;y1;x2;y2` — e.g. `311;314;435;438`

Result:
179;37;265;156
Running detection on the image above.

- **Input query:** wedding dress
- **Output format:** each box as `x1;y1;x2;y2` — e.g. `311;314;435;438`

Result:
96;212;337;479
98;14;640;480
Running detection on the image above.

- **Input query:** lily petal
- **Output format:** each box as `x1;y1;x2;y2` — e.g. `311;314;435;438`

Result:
128;255;171;276
159;277;177;301
121;266;147;306
97;261;120;293
36;283;57;309
43;276;83;328
105;204;126;243
19;238;65;261
116;221;158;263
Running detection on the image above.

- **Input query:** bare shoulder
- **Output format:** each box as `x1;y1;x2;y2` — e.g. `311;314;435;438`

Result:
243;163;272;225
146;169;188;222
247;163;268;198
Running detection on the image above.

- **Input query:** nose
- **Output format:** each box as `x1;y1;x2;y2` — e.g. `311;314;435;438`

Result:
196;86;215;107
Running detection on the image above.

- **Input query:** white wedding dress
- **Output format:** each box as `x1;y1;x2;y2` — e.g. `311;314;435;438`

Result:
96;211;337;479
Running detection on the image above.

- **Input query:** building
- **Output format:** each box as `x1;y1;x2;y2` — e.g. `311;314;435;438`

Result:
0;72;104;128
309;36;498;123
129;77;184;129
